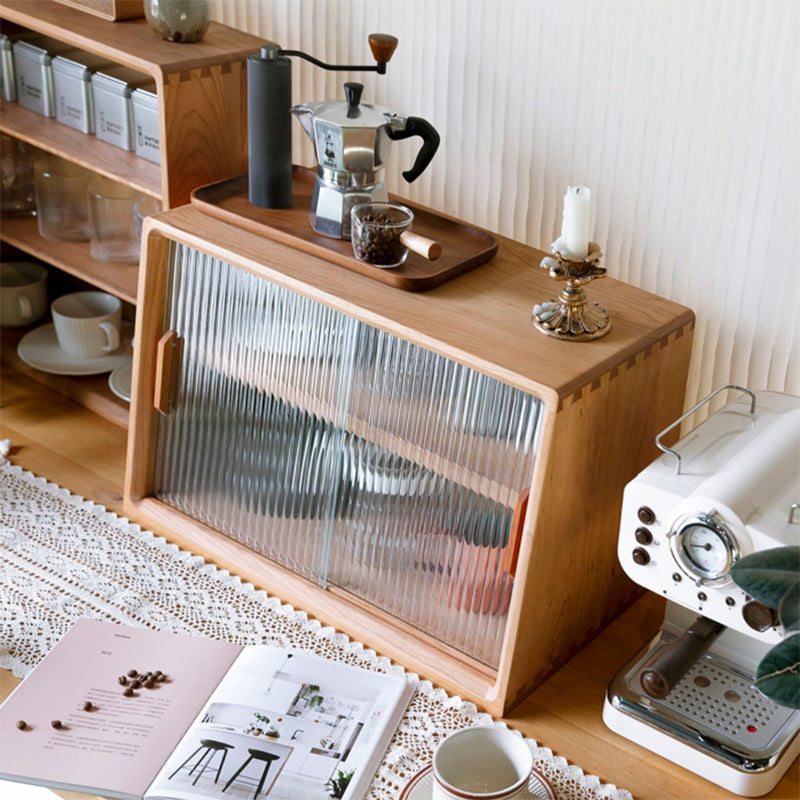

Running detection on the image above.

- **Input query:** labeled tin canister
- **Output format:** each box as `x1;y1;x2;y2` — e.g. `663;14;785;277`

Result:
13;40;55;116
1;35;14;102
52;52;112;134
91;65;149;151
11;36;74;116
132;85;160;164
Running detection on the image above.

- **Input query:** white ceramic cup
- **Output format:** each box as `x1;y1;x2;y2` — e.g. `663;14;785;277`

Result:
432;726;533;800
51;291;121;359
0;262;48;327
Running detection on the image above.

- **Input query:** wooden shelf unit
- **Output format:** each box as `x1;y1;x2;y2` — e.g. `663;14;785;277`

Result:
0;0;265;415
0;99;162;199
0;326;129;427
125;204;695;716
1;215;139;304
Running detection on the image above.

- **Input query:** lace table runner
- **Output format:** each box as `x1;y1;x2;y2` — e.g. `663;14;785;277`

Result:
0;456;632;800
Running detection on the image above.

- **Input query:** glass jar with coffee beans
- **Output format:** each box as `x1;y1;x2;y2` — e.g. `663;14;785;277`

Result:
351;203;414;269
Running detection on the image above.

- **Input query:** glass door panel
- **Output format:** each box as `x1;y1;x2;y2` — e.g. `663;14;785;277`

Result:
152;244;544;667
153;244;356;582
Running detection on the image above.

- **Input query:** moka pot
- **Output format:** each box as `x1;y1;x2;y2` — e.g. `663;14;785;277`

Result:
292;82;439;239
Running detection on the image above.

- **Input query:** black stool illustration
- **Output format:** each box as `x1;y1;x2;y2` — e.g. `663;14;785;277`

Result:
222;748;282;798
168;738;234;786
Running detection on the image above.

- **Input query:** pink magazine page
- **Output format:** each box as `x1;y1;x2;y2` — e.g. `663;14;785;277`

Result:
0;620;242;800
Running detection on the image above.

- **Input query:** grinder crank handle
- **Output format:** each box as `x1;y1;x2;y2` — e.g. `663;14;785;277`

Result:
388;117;440;183
639;616;726;699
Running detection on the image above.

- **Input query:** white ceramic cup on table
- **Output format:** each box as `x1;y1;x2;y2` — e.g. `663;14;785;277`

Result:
432;726;533;800
0;262;48;327
51;291;121;359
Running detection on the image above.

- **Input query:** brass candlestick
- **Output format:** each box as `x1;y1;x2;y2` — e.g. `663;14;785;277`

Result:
532;241;611;341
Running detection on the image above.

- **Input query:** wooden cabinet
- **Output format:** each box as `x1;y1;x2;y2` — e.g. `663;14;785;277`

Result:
125;203;695;715
0;0;263;423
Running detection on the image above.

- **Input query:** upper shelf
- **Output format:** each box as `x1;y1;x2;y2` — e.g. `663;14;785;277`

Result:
0;0;266;80
0;1;264;208
0;99;162;199
1;215;139;304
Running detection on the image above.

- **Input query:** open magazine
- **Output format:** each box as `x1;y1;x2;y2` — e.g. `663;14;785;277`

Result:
0;619;414;800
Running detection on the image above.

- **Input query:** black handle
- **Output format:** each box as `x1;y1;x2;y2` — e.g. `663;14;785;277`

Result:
387;116;440;183
344;82;363;118
639;616;725;699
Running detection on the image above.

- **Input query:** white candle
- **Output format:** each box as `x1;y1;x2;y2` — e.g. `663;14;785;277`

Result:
560;186;591;259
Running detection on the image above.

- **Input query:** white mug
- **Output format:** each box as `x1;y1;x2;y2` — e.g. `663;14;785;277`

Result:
432;726;533;800
51;291;121;359
0;262;48;327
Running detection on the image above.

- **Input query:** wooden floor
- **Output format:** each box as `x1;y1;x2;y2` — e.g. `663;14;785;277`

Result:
1;364;798;800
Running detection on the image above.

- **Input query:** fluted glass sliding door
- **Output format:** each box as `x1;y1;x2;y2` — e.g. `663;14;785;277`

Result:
153;244;543;666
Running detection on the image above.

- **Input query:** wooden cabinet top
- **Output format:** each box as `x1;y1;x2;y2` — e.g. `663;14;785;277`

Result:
148;204;696;407
0;0;266;77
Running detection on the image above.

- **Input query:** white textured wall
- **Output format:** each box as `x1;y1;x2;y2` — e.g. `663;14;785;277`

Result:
211;0;800;420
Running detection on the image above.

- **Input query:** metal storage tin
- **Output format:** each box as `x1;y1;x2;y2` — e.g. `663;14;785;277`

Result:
52;52;112;134
12;40;55;116
1;35;14;102
91;65;149;150
132;85;160;164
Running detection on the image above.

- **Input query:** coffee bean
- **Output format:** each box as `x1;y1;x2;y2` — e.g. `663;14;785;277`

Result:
127;669;138;678
123;687;135;697
51;720;63;729
15;720;27;730
118;675;128;686
83;701;94;712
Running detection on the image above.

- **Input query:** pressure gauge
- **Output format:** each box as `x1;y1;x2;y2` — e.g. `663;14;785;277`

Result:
668;511;739;584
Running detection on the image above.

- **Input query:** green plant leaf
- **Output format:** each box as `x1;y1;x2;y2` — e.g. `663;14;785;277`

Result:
780;581;800;633
755;634;800;709
730;546;800;609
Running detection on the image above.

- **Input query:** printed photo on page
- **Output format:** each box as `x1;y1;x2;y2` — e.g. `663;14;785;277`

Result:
144;646;413;800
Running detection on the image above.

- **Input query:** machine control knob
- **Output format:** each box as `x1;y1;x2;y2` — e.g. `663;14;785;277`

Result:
743;601;777;632
632;547;650;566
637;506;656;524
635;527;653;545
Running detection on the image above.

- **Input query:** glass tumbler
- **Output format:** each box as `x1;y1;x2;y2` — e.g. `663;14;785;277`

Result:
87;177;144;263
34;155;92;241
1;134;37;218
132;195;162;259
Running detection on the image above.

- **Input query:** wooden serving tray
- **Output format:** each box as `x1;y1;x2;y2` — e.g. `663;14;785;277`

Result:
190;167;498;291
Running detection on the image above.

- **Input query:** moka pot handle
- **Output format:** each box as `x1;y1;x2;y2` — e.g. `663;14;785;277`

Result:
387;116;440;183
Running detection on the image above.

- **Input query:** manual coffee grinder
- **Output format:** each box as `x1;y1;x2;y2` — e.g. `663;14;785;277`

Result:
247;34;400;210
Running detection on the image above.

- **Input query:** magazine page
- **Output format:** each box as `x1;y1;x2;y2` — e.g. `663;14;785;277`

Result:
0;620;242;800
145;645;414;800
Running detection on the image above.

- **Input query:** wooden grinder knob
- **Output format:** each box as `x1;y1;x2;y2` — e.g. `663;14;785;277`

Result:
369;34;399;67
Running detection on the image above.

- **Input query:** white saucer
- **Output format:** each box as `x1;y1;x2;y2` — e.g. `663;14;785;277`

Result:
17;322;134;376
398;765;555;800
108;358;133;402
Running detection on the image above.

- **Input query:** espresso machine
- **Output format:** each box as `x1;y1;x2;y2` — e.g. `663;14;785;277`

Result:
603;386;800;796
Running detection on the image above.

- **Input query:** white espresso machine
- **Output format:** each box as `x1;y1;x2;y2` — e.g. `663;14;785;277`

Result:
603;386;800;796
